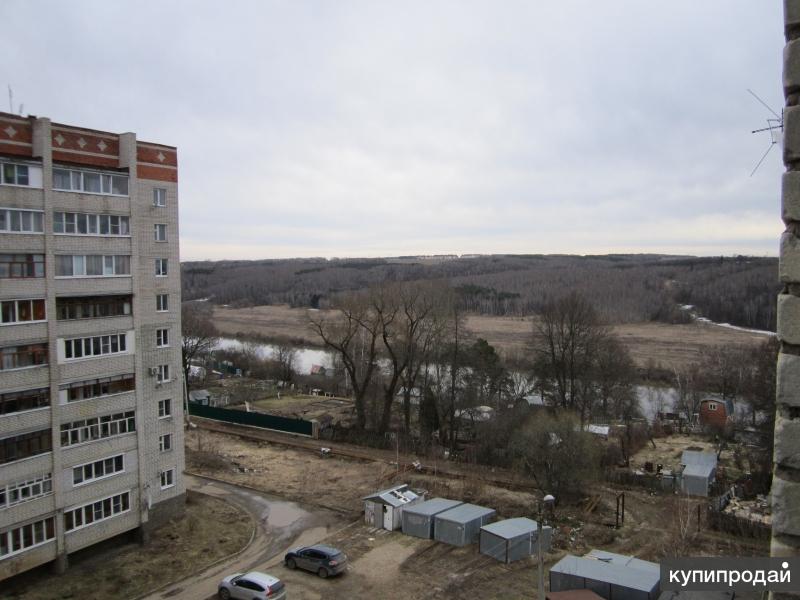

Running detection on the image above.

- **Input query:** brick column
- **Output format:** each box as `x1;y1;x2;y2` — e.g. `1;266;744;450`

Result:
773;4;800;597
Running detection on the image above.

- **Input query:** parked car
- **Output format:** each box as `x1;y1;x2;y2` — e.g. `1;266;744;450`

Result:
284;544;348;578
218;571;286;600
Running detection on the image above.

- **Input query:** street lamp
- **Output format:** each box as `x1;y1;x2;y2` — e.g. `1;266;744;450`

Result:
538;494;555;600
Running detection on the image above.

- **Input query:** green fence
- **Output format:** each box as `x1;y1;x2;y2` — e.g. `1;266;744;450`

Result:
188;403;314;437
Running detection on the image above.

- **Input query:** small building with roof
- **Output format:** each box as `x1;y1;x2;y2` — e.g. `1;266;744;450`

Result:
549;549;661;600
401;497;463;539
362;484;423;530
433;503;496;547
680;450;717;497
479;517;553;563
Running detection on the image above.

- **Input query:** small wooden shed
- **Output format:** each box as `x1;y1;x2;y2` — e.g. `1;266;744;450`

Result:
362;484;423;531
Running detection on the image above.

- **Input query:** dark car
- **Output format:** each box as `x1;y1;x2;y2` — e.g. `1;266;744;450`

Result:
284;544;347;578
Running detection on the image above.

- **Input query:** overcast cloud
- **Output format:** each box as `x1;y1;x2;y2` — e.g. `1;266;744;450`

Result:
1;1;785;259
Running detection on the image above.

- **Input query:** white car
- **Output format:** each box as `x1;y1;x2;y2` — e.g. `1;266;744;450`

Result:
218;571;287;600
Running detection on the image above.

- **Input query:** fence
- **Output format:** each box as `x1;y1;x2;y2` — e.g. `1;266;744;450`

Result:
605;469;677;493
188;403;315;437
707;491;771;540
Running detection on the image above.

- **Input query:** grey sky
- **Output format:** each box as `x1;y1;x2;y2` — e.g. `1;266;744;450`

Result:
2;1;785;259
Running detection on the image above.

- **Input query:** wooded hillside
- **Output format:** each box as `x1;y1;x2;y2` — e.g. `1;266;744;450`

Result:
181;254;779;331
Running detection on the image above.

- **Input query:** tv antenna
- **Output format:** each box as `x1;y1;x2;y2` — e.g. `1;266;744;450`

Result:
748;88;783;176
7;85;24;116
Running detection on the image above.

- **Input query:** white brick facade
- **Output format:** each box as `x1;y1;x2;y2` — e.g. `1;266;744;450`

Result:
0;113;184;580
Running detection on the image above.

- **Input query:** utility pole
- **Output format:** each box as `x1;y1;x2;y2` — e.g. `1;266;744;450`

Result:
538;494;555;599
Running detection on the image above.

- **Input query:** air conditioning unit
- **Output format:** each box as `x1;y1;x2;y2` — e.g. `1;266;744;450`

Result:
148;367;158;376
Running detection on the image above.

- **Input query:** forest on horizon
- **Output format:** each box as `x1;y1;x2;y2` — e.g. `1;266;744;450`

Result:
181;254;780;332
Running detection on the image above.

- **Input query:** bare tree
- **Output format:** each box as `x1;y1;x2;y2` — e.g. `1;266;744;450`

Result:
273;343;298;383
309;291;381;429
182;301;219;398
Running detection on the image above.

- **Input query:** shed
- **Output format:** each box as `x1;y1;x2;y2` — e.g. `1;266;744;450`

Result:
401;497;463;539
362;484;423;531
188;389;212;405
549;551;661;600
479;517;553;563
680;451;717;497
433;503;496;547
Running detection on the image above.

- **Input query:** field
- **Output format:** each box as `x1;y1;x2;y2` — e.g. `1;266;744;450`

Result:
212;304;770;371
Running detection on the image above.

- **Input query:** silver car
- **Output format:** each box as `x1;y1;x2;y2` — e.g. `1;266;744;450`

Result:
218;571;287;600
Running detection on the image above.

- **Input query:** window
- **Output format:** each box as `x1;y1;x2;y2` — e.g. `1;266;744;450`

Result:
156;328;169;348
0;343;48;371
57;296;132;320
159;434;172;452
0;254;45;279
72;454;124;486
53;211;129;236
56;255;130;277
64;492;130;532
1;162;29;186
0;474;52;509
0;430;52;465
158;399;172;418
52;167;128;196
0;299;46;325
0;208;44;233
160;469;175;489
60;411;135;447
0;388;49;416
0;517;55;559
156;294;169;312
63;333;128;360
708;403;717;411
155;258;168;277
156;364;170;383
59;374;135;403
153;188;166;207
154;224;167;242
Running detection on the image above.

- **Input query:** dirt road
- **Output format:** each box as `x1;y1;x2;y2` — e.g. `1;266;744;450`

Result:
144;475;345;600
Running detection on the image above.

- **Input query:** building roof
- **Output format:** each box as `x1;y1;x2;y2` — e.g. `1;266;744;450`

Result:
547;591;606;600
188;389;211;400
403;497;463;517
658;592;734;600
362;484;419;507
683;463;715;478
551;553;661;592
585;549;660;575
436;503;495;524
681;450;717;469
481;517;539;539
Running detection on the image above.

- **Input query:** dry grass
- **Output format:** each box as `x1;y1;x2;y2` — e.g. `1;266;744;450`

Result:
212;305;768;371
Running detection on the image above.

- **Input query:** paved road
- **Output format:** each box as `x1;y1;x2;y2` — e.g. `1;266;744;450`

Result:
145;474;345;600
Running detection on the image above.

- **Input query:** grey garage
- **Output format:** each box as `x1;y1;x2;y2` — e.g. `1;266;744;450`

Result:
401;497;463;539
549;550;661;600
433;503;496;547
479;517;553;563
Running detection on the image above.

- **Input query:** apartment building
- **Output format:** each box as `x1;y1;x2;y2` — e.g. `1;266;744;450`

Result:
0;111;185;579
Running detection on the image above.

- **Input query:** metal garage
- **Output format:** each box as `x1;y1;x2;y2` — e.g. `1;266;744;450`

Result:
479;517;553;563
401;497;463;539
433;503;496;547
679;451;717;497
362;484;423;531
549;551;661;600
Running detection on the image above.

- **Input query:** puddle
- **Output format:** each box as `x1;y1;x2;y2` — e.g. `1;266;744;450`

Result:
266;501;308;527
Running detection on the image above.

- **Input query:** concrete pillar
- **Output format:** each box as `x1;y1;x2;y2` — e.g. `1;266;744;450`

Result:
52;552;68;575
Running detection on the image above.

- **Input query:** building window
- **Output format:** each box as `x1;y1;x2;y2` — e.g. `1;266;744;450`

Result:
72;454;124;486
63;333;128;360
708;403;717;411
155;258;168;277
59;374;135;404
55;255;130;277
0;388;50;416
0;208;44;233
154;224;167;242
0;474;52;509
0;254;45;279
156;328;169;348
0;161;41;187
160;469;175;489
0;430;52;465
0;517;55;560
153;188;166;207
60;411;135;447
0;343;48;371
158;434;172;452
156;294;169;312
53;168;128;196
57;295;132;321
156;364;170;383
53;212;130;236
158;398;172;418
0;299;46;325
64;492;130;533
